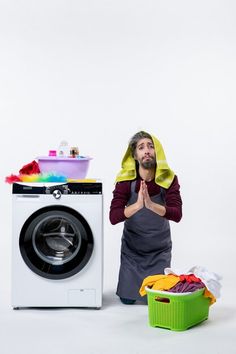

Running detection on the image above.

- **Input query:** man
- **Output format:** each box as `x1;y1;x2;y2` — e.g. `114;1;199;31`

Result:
109;131;182;304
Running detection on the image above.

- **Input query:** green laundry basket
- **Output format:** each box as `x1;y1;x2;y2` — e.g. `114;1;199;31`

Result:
146;287;210;331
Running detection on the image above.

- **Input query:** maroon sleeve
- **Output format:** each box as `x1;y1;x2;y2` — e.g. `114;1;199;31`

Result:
109;181;131;225
164;175;182;223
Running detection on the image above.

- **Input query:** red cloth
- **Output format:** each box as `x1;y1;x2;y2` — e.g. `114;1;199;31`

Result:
19;160;40;175
5;174;22;183
179;274;202;283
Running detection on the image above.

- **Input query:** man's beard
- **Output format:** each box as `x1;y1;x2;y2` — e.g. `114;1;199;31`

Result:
140;158;156;170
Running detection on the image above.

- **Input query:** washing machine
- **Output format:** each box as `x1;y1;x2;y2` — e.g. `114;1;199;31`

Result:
11;181;103;308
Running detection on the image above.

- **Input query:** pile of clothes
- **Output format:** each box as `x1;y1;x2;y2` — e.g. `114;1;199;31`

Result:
139;266;222;305
5;160;67;183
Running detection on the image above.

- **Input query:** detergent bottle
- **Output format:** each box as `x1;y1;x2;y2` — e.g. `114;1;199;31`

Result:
58;140;70;157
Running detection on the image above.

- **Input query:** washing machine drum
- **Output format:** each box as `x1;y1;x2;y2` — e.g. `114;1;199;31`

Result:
19;207;94;279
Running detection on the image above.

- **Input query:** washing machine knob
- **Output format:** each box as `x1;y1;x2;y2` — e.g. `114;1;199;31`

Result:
52;189;62;199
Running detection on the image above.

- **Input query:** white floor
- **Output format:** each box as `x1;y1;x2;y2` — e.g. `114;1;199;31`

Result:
1;283;235;354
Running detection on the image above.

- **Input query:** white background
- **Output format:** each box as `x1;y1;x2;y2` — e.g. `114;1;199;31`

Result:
0;1;235;353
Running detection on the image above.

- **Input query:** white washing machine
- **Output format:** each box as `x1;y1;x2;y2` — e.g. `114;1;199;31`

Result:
11;181;103;309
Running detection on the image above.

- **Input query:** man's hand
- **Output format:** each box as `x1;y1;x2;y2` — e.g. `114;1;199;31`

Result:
142;180;166;216
137;181;144;208
124;182;144;218
141;180;153;209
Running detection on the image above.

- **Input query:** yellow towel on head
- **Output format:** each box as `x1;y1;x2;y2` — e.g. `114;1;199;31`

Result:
115;134;175;189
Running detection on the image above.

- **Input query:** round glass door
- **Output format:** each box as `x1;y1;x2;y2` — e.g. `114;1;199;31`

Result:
19;207;94;279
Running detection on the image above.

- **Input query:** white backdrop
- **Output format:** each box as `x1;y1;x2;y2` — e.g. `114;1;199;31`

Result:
0;0;235;301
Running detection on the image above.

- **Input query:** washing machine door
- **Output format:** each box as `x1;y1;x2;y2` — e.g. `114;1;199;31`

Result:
19;207;94;279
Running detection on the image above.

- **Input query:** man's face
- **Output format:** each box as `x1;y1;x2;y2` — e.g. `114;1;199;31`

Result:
134;138;156;169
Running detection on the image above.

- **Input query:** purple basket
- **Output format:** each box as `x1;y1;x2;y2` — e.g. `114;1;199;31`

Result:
37;157;92;179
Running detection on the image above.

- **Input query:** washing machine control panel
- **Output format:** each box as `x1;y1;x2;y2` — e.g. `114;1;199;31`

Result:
13;182;102;195
46;184;69;195
46;183;102;195
66;183;102;194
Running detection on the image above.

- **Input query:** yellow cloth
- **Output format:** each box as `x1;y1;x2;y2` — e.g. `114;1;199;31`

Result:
139;274;180;296
115;134;175;188
204;288;216;305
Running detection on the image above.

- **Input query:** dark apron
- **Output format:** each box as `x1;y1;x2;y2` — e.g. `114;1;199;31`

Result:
116;180;172;302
